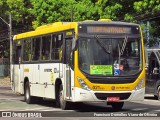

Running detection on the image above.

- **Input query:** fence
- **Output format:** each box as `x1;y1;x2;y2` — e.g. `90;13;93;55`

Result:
0;58;9;77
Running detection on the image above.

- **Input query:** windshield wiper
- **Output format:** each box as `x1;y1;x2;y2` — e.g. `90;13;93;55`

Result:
120;36;128;55
95;35;111;54
118;36;128;64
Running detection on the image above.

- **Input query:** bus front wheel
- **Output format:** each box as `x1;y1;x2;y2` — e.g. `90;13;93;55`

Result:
59;84;70;110
157;87;160;100
24;82;33;104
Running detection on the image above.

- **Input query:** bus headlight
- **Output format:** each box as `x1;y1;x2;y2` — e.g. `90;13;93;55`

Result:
134;78;145;90
77;77;91;91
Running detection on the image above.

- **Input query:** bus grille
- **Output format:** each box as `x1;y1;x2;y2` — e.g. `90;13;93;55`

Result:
95;93;131;100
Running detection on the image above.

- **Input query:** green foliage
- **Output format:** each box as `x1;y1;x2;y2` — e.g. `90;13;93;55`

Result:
96;1;122;20
31;0;75;28
0;0;33;32
73;0;98;21
6;0;25;22
0;0;8;19
132;0;160;47
31;0;98;28
0;0;159;48
134;0;160;13
124;14;134;22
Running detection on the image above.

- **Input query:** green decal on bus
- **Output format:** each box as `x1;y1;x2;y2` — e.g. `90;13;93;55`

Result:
90;65;112;75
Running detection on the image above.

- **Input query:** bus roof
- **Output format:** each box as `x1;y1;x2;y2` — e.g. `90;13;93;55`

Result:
13;20;139;40
13;22;77;40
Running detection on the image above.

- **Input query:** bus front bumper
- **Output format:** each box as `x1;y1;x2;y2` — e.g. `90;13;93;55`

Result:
72;87;145;102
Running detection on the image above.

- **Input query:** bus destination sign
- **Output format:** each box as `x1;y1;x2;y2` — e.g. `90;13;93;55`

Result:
87;26;132;34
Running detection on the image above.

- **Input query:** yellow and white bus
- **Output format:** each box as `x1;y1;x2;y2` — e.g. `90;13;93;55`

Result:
11;20;145;110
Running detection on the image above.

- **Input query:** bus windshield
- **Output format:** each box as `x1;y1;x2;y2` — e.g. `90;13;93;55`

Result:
78;36;142;76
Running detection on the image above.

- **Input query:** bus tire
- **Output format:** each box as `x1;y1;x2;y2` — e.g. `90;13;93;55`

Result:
59;84;70;110
154;95;158;100
24;81;33;104
157;87;160;101
111;102;124;110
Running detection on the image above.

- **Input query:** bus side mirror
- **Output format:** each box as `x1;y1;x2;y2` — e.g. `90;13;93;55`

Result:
72;38;77;51
69;38;77;69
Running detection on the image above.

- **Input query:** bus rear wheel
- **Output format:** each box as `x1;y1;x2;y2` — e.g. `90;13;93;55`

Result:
59;85;70;110
111;102;124;110
24;81;33;104
157;87;160;100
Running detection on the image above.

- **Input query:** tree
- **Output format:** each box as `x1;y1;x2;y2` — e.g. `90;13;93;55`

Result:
0;0;160;47
133;0;160;47
31;0;73;28
95;0;122;20
6;0;33;32
30;0;98;28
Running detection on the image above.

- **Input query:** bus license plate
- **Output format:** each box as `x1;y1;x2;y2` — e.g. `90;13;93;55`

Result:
107;97;120;102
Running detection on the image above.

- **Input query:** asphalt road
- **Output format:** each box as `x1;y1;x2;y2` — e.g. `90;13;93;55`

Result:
0;78;160;120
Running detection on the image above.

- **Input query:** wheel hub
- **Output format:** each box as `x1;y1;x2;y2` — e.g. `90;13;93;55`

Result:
26;88;29;100
60;90;64;107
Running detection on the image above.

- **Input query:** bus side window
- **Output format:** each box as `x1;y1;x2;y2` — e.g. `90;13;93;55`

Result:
32;37;41;61
51;34;63;60
23;39;31;62
41;35;51;60
58;34;63;60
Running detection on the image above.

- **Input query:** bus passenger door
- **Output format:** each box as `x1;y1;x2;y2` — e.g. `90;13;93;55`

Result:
64;39;73;99
12;45;23;94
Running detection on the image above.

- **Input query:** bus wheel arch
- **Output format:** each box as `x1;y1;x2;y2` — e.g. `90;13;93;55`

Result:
55;79;70;110
59;84;71;110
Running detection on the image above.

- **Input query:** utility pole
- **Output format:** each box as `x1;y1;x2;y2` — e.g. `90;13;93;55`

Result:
9;13;12;66
0;13;12;76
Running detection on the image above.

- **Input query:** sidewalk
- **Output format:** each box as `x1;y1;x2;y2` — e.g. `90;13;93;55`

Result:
0;77;23;101
0;77;11;87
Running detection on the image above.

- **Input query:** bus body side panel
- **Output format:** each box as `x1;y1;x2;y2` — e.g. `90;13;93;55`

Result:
39;63;61;99
23;64;35;96
12;64;24;94
31;64;42;97
12;65;20;93
19;64;24;94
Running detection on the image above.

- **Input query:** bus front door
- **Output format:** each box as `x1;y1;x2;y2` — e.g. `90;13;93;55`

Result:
64;39;72;99
12;45;23;94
